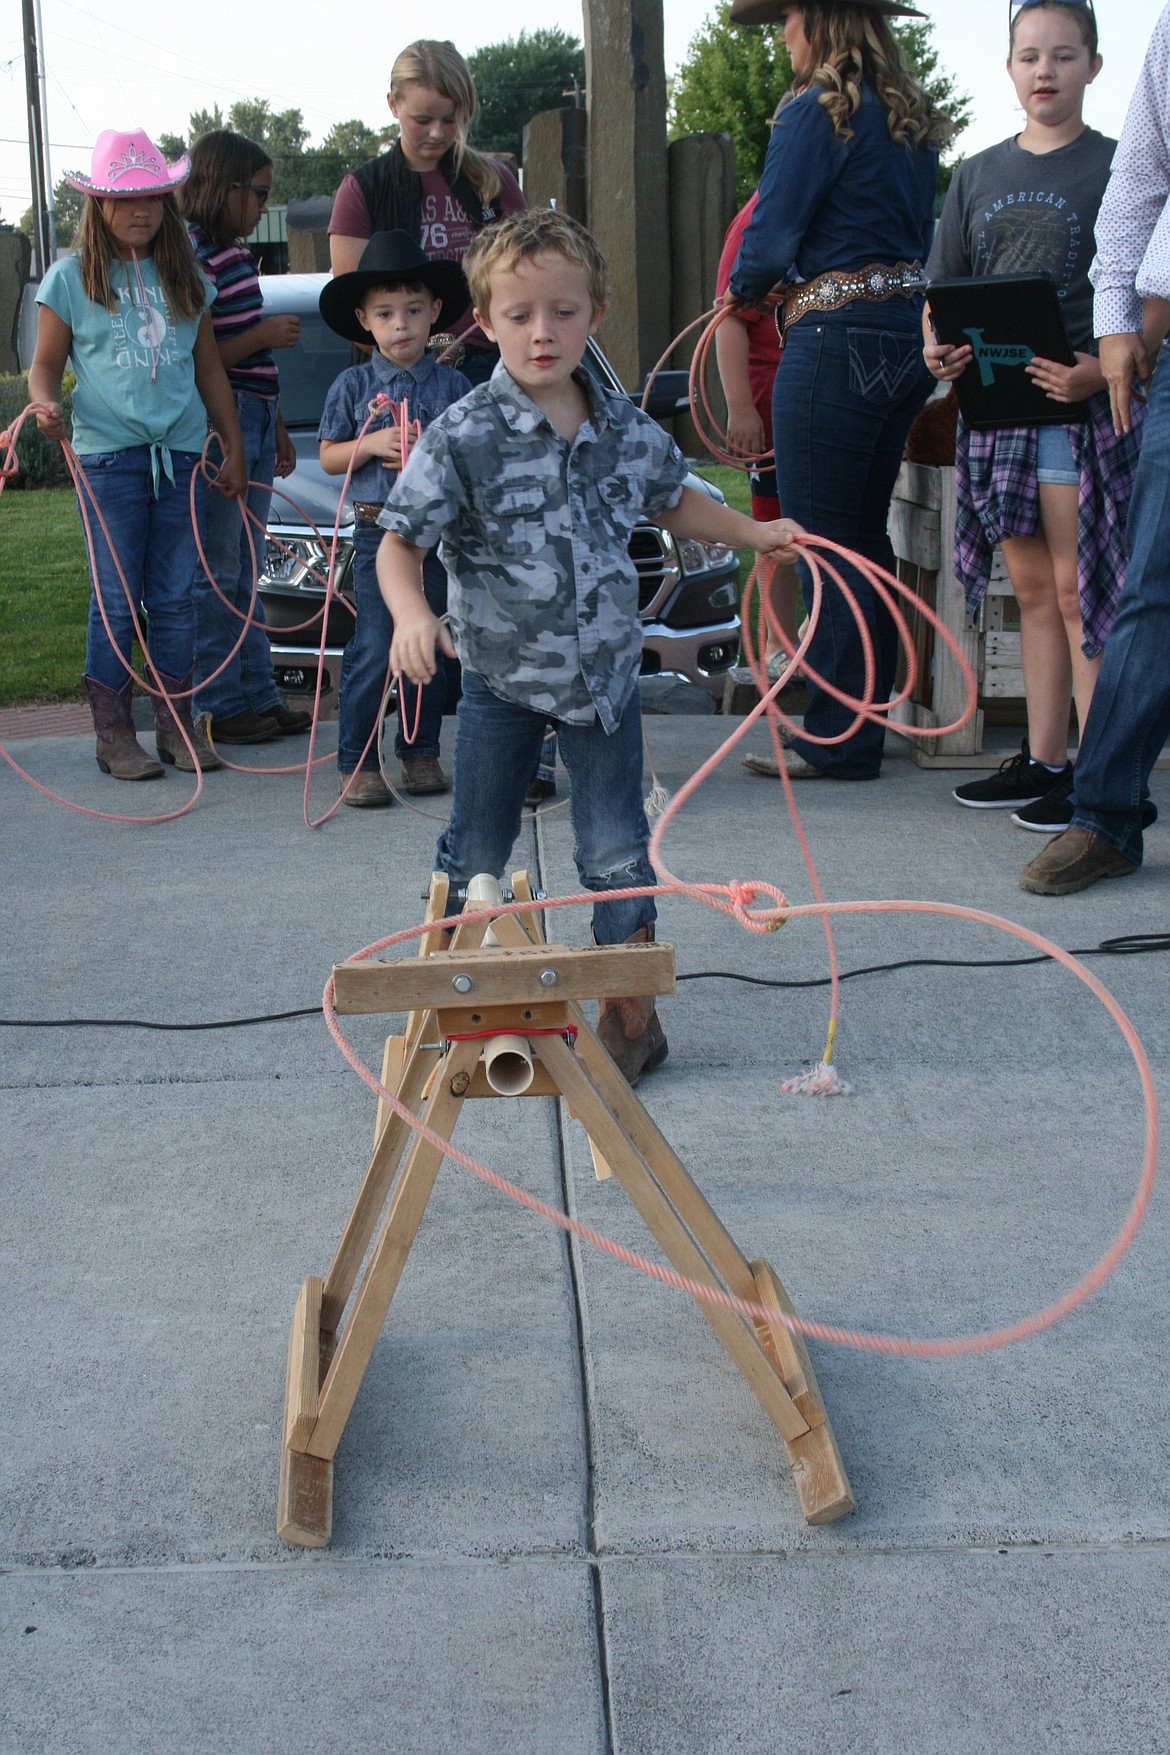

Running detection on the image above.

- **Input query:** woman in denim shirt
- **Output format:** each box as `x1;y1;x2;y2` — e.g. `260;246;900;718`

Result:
729;0;951;780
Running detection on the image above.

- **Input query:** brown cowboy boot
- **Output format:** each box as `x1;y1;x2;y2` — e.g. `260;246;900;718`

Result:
596;923;669;1087
83;675;164;780
153;672;222;772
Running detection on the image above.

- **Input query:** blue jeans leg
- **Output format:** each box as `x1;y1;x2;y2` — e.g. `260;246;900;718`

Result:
338;526;448;769
193;392;281;719
81;447;200;691
1070;354;1170;866
436;674;656;943
773;305;930;778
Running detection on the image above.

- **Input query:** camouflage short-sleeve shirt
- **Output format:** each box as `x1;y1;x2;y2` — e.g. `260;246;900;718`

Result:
377;363;688;731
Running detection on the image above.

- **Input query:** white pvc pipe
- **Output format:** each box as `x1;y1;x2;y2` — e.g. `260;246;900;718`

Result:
465;872;501;947
481;1033;535;1096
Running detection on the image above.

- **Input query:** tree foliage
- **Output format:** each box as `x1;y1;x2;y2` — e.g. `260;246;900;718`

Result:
468;28;586;159
669;4;970;205
20;177;85;248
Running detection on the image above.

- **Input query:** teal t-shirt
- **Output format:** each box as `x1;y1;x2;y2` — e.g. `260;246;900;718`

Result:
38;252;213;459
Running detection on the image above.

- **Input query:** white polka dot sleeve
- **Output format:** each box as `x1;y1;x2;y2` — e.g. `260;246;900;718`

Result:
1090;0;1170;337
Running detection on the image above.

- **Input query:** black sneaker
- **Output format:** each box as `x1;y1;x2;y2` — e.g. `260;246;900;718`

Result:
1011;772;1074;832
953;740;1071;809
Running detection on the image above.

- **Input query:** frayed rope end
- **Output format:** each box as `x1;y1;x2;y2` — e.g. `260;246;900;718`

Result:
644;782;671;821
778;1060;853;1097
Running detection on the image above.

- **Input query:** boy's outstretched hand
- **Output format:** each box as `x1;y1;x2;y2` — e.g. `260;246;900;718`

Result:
752;517;806;565
389;610;457;686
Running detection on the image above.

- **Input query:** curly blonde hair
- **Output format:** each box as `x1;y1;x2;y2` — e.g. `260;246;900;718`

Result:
390;39;502;205
800;3;953;148
77;194;207;319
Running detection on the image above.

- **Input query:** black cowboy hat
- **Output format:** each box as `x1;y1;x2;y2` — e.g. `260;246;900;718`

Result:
730;0;925;22
318;230;471;344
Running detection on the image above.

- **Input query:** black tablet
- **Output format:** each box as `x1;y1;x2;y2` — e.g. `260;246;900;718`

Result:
925;273;1085;430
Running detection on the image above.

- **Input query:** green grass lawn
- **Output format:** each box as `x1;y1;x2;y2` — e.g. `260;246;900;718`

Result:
0;487;90;706
0;469;757;710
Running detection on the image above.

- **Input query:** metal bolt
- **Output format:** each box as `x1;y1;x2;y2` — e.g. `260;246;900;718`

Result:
539;968;559;988
452;974;473;994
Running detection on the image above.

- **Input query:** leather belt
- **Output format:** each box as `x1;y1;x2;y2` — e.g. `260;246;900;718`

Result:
779;261;925;334
352;501;385;525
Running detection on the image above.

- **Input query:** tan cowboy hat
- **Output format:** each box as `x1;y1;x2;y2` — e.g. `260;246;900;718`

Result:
730;0;926;23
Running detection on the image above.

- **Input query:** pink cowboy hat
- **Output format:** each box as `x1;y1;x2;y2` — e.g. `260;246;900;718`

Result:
64;128;189;197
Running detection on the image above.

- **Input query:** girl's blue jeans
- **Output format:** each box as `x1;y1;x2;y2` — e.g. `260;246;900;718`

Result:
773;302;931;778
338;524;451;770
79;445;202;692
436;672;657;945
193;391;282;719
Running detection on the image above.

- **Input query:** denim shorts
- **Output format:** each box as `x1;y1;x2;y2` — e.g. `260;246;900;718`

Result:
1036;424;1079;486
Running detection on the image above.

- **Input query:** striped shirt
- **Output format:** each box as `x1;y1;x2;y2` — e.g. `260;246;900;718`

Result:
189;226;278;399
1090;2;1170;336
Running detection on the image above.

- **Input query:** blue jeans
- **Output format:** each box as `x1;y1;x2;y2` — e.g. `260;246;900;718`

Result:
79;446;202;692
1070;354;1170;866
773;302;931;778
436;672;657;945
338;524;452;770
193;391;281;718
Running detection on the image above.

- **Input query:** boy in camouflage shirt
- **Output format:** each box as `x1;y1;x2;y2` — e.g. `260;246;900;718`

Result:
376;209;803;1082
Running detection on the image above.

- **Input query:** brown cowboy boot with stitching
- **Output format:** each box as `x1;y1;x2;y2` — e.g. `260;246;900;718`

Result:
84;675;163;780
153;671;222;772
596;923;669;1087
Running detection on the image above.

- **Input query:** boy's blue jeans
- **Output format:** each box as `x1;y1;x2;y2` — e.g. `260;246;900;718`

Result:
338;524;450;771
80;445;201;692
193;390;282;719
436;672;658;945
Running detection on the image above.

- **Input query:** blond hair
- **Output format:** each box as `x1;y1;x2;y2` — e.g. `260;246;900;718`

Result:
390;39;502;205
462;209;608;318
801;3;952;147
77;194;207;318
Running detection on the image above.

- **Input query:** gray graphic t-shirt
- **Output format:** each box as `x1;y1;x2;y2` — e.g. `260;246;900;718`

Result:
926;129;1116;351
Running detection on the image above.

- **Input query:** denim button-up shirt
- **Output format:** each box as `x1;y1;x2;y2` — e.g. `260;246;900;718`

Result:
378;364;688;731
317;349;471;507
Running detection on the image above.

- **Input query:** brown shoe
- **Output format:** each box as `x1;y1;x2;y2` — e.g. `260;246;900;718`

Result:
210;709;279;744
265;702;313;735
1020;827;1138;896
339;769;395;808
84;676;164;781
595;924;669;1087
742;747;824;779
400;755;449;795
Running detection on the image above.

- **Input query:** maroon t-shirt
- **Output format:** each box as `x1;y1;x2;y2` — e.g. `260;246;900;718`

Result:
329;161;526;346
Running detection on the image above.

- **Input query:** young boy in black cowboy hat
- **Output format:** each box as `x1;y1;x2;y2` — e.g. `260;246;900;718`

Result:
318;230;471;805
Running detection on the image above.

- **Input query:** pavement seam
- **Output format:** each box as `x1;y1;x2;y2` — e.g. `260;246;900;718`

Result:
537;807;617;1755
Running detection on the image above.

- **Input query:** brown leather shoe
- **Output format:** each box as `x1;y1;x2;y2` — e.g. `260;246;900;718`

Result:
210;709;280;744
265;702;313;735
595;924;669;1087
339;769;395;808
400;755;449;795
1020;827;1138;895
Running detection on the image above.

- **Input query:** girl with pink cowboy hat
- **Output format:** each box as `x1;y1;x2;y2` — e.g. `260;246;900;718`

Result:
28;128;246;781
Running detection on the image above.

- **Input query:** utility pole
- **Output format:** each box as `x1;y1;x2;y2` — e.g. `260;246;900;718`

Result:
22;0;53;275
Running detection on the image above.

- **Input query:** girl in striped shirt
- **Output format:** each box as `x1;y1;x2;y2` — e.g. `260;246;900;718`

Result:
184;130;310;744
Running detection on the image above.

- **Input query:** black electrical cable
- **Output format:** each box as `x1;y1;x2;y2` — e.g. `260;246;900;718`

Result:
0;934;1166;1032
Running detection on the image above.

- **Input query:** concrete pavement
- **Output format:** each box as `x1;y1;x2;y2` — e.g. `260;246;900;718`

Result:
2;715;1167;1753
